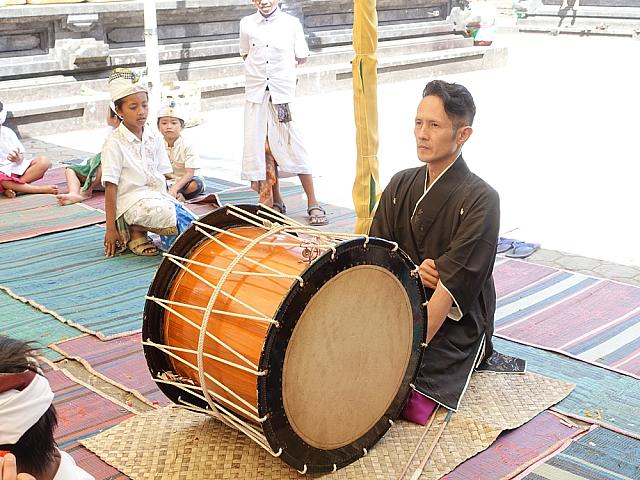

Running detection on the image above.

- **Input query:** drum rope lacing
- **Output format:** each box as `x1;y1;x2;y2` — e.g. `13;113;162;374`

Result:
145;204;402;468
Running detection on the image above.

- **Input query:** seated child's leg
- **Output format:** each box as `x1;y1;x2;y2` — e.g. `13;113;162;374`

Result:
56;169;85;205
178;176;205;201
2;179;58;196
19;156;51;183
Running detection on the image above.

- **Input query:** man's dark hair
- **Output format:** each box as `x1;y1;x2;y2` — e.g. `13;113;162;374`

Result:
422;80;476;128
0;336;58;477
0;101;4;112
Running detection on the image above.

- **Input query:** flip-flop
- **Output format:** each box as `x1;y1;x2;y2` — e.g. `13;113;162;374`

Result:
505;242;540;259
272;202;287;214
496;237;519;254
307;205;328;226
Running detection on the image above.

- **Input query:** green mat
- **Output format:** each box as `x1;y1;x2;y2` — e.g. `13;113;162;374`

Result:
495;337;640;439
0;225;162;339
0;290;83;360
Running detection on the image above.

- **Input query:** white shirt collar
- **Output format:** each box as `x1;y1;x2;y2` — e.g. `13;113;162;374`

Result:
254;6;281;23
117;122;152;144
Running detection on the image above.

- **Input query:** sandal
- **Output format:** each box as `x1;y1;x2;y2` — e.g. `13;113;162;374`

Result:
307;205;328;226
272;202;287;214
128;236;160;256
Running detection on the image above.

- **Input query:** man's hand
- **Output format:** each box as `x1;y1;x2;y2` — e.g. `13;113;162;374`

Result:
418;258;439;290
104;228;123;257
6;149;22;163
0;453;36;480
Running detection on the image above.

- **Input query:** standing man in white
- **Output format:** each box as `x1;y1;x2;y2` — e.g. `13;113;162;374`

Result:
239;0;327;225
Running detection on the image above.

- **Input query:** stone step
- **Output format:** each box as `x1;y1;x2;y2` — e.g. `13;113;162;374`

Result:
306;20;462;47
3;42;506;137
0;33;470;103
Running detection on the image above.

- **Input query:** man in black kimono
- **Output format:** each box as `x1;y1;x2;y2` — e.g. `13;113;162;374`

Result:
370;80;507;417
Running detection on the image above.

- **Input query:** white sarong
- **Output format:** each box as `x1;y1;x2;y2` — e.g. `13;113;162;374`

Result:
242;90;312;181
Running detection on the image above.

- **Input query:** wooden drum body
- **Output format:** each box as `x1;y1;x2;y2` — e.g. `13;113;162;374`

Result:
143;205;426;473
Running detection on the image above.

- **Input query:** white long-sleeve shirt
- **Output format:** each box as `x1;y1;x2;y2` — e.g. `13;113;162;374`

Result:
239;8;309;104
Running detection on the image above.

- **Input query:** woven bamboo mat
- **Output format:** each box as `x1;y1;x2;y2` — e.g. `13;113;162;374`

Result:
82;372;573;479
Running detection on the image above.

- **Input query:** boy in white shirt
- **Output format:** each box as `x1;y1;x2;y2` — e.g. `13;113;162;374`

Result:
100;69;196;257
0;101;56;198
157;102;205;202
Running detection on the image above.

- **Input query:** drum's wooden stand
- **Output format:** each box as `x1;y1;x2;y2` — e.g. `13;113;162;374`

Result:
143;204;427;473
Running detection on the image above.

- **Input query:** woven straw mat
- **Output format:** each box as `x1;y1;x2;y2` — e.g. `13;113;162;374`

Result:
82;372;573;479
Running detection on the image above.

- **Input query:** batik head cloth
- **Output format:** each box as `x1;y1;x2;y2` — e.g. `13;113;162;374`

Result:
109;68;147;102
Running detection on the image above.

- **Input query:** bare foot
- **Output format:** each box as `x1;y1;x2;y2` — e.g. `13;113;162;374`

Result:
56;193;85;205
2;189;17;198
41;185;59;195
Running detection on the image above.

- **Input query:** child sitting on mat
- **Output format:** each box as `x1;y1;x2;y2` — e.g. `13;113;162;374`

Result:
101;68;196;257
0;101;57;198
157;102;205;202
56;102;121;206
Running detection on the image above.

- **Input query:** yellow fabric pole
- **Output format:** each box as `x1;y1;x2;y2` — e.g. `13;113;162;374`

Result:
352;0;381;234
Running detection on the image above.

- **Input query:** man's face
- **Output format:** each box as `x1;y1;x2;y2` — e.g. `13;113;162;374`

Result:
414;95;467;166
253;0;279;16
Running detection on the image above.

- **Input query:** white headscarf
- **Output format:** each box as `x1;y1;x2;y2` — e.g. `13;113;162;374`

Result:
109;68;147;102
0;373;55;445
0;104;7;125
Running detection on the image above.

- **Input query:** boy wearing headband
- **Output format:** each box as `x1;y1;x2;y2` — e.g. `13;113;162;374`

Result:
0;336;93;479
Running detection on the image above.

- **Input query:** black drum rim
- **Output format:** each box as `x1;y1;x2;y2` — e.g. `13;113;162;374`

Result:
257;237;427;474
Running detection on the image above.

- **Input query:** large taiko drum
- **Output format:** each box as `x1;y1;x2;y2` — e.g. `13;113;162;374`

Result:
143;205;426;473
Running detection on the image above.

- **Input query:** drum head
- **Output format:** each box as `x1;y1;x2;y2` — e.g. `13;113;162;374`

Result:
259;238;426;473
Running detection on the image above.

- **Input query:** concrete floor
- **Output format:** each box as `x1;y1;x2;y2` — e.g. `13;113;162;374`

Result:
39;31;640;267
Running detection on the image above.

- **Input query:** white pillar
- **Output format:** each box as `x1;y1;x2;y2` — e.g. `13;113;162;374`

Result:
143;0;161;119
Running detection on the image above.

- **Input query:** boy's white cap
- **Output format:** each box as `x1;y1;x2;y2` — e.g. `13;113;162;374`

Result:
157;101;187;122
109;68;147;102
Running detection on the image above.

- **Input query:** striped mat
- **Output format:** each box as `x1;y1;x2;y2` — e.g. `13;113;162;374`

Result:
46;365;133;479
494;258;640;379
523;426;640;480
494;337;640;439
52;333;170;407
0;225;162;339
444;411;586;480
0;290;83;360
0;193;104;243
33;167;105;211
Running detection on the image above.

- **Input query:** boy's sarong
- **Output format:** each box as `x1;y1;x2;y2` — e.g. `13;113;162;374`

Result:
115;197;196;252
67;153;102;192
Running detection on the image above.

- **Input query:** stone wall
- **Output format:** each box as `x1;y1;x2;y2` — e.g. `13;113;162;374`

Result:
0;0;508;136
